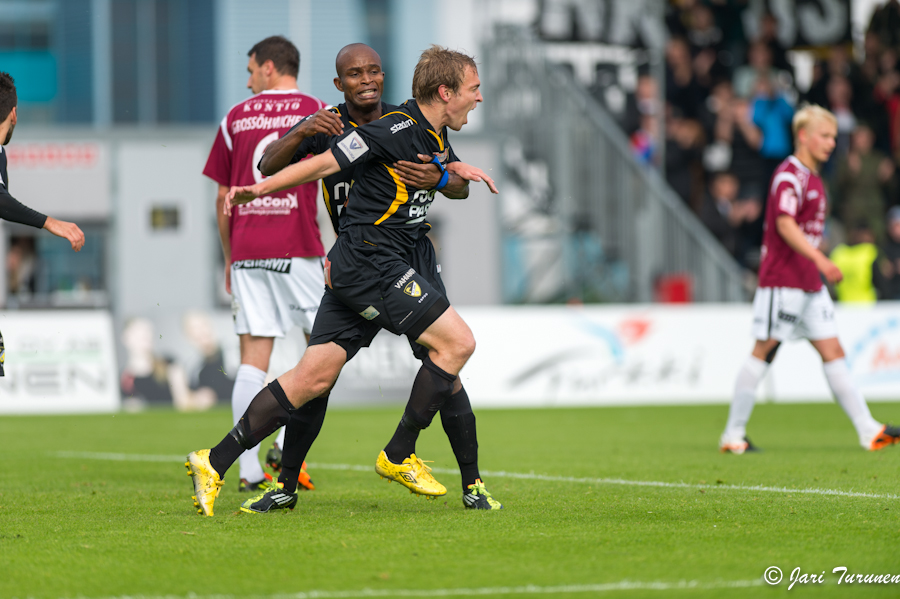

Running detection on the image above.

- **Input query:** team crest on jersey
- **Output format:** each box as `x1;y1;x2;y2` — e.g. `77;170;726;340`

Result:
403;281;422;297
337;130;369;162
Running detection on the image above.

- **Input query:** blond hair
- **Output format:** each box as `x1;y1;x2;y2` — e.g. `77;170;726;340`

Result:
412;45;477;105
792;104;837;140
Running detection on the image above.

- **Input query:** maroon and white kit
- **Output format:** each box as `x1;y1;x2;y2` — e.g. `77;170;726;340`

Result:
752;155;836;341
203;89;327;338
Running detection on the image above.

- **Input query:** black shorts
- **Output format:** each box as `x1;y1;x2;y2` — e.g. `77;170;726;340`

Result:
0;328;5;376
309;233;449;361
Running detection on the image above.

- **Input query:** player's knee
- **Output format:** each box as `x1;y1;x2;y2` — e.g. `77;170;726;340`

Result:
460;335;476;362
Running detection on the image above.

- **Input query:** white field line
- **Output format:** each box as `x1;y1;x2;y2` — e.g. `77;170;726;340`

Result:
52;451;900;500
51;579;764;599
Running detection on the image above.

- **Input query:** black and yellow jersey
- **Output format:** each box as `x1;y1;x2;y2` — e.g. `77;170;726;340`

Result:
285;102;395;235
329;99;457;255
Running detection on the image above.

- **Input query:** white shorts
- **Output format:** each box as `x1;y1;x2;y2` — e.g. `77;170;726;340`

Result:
231;257;325;338
751;286;837;342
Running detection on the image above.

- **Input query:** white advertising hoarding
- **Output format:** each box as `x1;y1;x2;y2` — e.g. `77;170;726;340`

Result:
455;304;900;407
0;311;119;414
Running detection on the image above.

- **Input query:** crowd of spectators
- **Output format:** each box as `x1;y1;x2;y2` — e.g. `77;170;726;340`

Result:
627;0;900;301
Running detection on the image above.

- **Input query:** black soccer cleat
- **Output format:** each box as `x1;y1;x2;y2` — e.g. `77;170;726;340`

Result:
240;483;298;514
462;479;503;510
238;478;269;493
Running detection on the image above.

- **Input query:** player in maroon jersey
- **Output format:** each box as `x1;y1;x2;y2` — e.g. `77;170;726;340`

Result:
202;37;324;491
720;105;900;453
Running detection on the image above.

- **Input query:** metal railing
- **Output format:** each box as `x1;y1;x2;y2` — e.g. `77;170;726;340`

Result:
483;32;745;303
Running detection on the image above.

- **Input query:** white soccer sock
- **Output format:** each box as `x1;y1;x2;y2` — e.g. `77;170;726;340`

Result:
822;358;882;448
232;364;268;482
722;356;769;442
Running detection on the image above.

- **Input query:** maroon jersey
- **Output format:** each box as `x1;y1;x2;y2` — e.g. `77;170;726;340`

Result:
758;155;827;291
203;89;326;261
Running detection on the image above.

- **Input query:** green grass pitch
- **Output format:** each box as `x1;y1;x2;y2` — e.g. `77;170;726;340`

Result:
1;402;900;599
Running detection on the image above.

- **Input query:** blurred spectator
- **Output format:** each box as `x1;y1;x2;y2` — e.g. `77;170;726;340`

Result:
830;224;880;303
873;50;900;160
685;3;729;89
183;310;234;402
751;74;794;182
698;171;761;263
630;112;658;166
758;12;793;76
666;37;705;119
733;41;787;99
879;206;900;299
808;46;862;112
701;80;763;189
825;75;857;162
624;74;659;137
868;0;900;53
665;105;706;208
833;124;896;244
6;237;36;295
120;318;216;412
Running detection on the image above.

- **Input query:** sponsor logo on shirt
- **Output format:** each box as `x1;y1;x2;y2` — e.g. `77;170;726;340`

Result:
236;193;299;216
232;114;305;134
394;268;416;289
390;119;415;134
337;131;369;162
233;258;292;273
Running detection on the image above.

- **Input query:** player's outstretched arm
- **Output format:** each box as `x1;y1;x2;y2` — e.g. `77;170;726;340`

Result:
0;187;84;251
225;150;341;215
259;109;344;176
775;214;842;284
43;217;85;252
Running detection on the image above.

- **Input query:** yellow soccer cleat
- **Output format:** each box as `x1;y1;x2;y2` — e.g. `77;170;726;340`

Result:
185;449;224;516
375;450;447;497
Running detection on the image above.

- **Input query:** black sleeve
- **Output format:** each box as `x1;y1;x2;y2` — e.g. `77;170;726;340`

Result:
329;117;401;171
448;144;460;164
0;185;47;228
290;132;329;165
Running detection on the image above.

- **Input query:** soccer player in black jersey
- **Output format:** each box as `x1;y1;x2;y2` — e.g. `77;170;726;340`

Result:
237;44;498;514
185;46;501;515
0;72;85;377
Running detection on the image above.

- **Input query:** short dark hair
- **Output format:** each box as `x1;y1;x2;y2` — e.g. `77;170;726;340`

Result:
412;45;477;104
0;72;17;122
248;36;300;78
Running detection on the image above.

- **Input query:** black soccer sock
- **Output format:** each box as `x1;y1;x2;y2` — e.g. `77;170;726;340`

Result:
441;385;481;491
209;380;294;477
384;356;456;463
278;393;329;493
